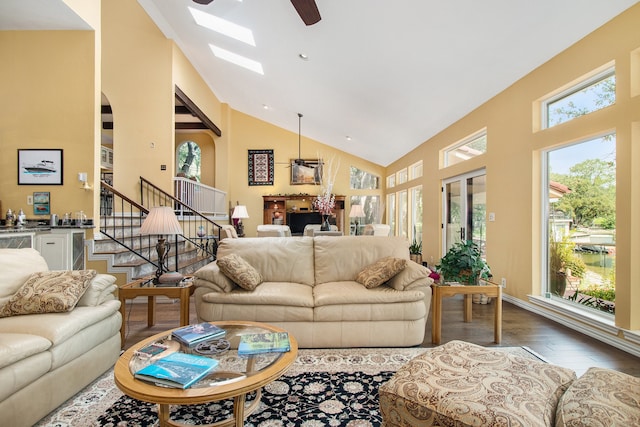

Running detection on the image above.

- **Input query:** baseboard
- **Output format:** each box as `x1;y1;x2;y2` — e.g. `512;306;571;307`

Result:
503;294;640;358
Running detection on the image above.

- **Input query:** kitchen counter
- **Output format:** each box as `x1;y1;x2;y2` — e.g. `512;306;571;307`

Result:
0;225;94;234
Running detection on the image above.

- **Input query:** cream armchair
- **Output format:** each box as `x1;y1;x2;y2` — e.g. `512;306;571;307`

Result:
221;224;239;239
257;224;292;237
363;224;391;236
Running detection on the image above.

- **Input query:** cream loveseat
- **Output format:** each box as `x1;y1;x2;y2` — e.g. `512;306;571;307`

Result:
193;236;434;347
0;248;122;427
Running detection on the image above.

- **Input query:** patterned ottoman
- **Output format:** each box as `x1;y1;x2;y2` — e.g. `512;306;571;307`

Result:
556;367;640;426
379;340;577;427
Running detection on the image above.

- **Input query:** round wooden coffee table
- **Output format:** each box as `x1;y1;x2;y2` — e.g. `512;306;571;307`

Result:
114;321;298;427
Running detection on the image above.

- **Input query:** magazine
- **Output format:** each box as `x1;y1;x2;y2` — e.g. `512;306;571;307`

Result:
134;352;219;389
171;322;226;347
238;331;291;356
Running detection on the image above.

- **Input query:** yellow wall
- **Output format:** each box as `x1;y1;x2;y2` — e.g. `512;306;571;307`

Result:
101;0;175;197
387;4;640;330
226;110;385;237
0;31;96;220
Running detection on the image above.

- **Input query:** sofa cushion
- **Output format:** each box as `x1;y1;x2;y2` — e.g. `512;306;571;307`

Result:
387;261;435;291
356;257;407;289
216;254;263;290
0;300;121;346
556;367;640;427
77;274;117;306
0;333;52;370
0;248;49;299
0;270;96;318
216;237;315;286
314;236;410;284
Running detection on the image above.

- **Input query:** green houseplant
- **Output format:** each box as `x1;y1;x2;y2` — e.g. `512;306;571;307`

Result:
409;238;422;264
437;240;491;285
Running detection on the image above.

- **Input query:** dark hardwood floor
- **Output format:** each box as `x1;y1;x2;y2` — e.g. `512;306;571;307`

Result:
120;294;640;378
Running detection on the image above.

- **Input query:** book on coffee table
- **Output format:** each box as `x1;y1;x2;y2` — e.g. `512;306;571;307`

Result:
171;322;226;347
238;331;291;355
134;352;219;389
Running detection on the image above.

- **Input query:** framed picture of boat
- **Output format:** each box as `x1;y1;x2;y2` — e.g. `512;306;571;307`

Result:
18;149;63;185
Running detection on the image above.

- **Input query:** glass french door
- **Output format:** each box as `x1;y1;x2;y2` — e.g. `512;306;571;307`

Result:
442;170;486;256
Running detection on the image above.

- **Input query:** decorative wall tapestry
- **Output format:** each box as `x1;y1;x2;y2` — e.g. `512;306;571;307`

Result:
248;149;274;186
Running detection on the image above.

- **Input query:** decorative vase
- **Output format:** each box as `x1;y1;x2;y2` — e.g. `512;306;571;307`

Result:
197;225;206;237
321;215;331;231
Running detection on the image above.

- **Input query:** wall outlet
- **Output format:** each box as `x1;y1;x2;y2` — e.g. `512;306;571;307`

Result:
27;195;33;205
500;277;507;288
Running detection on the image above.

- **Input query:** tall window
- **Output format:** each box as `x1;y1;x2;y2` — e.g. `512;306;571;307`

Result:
543;67;615;129
397;190;408;239
177;141;201;181
443;129;487;167
410;186;423;243
349;195;381;233
544;133;616;315
387;193;396;236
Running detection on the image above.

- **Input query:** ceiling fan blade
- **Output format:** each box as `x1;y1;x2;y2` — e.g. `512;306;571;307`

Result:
290;0;321;26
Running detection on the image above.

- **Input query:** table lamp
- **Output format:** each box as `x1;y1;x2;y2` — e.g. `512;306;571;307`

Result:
232;205;249;237
139;206;184;284
349;204;365;235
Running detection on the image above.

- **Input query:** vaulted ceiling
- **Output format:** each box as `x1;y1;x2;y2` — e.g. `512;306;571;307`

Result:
2;0;638;166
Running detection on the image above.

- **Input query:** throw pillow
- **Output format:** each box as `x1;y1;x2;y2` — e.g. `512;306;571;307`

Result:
216;254;263;291
356;257;407;289
0;270;97;318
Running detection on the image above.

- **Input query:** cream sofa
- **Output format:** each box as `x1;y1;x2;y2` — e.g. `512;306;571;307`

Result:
193;236;433;347
0;248;122;427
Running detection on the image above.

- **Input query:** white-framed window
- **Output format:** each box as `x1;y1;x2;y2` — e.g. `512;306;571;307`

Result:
409;161;423;180
410;185;423;244
542;66;615;129
397;168;408;185
543;132;616;316
349;195;381;235
443;129;487;167
397;190;408;239
350;166;380;189
387;174;396;188
387;193;396;235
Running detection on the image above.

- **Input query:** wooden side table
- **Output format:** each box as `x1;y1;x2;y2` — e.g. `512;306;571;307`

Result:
118;277;194;348
431;281;502;345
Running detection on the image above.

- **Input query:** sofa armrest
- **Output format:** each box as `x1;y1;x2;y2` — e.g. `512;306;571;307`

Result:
387;261;434;291
77;274;117;306
193;261;237;293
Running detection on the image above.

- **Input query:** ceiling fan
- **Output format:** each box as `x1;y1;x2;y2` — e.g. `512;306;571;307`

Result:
292;113;314;168
192;0;321;26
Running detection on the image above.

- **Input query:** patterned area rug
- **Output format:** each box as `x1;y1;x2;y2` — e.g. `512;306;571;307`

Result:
35;347;545;427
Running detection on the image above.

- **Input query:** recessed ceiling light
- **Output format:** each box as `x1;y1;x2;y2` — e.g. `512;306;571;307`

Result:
346;136;352;141
262;104;270;110
210;44;264;74
298;53;309;61
189;7;255;46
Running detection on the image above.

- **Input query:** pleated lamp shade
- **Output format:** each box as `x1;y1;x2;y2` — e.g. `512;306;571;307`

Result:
140;206;183;236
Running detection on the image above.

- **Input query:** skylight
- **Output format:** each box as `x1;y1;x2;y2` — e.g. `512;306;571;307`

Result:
188;7;255;46
209;44;264;74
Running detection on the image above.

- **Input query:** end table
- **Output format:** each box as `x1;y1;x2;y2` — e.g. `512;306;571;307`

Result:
118;277;194;348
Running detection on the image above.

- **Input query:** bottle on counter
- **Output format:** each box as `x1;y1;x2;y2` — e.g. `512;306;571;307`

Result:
6;208;14;226
17;209;26;226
